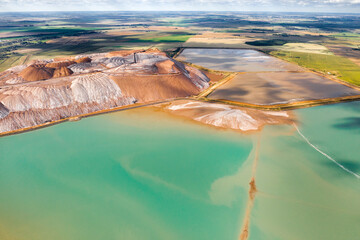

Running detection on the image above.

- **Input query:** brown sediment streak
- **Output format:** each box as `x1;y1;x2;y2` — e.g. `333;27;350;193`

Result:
239;135;261;240
203;95;360;111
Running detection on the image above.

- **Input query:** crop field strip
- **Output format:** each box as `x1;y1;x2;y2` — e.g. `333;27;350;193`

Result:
270;51;360;86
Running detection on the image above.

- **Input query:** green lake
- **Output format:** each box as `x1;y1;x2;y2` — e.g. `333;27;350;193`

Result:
0;102;359;240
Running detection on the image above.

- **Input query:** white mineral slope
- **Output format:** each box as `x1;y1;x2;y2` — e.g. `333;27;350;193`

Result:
1;85;72;111
135;52;168;64
0;50;210;133
168;101;231;111
0;99;134;133
264;111;289;117
0;73;135;133
0;102;9;119
166;101;292;132
68;62;106;74
0;70;26;85
71;73;123;104
172;60;209;90
185;65;209;90
195;109;259;131
104;57;131;68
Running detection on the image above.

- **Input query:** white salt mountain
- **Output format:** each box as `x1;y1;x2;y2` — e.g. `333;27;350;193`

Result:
0;49;210;133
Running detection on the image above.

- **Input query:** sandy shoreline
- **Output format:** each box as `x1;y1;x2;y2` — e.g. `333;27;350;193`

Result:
164;100;295;133
2;94;360;138
0;99;173;138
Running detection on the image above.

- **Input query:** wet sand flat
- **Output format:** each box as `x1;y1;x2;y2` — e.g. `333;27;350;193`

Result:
208;72;360;105
177;48;302;72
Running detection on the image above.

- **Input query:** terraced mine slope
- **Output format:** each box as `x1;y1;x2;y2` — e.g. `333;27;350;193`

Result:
0;49;209;133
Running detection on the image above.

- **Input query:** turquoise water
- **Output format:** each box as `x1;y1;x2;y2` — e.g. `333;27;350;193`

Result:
249;101;360;240
0;102;360;240
0;108;255;240
295;101;360;178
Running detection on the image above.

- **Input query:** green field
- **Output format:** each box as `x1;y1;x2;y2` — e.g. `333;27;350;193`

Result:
0;55;26;72
147;34;192;42
270;51;360;86
0;31;193;71
127;34;192;43
330;32;360;40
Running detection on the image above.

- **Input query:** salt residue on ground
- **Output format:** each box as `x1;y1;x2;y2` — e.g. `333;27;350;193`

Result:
166;100;293;132
0;49;210;133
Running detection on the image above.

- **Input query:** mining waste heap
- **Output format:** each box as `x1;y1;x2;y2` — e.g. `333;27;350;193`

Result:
0;49;210;133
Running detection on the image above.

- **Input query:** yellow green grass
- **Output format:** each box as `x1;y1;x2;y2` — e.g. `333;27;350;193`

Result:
270;51;360;86
276;43;332;55
0;55;27;72
127;34;192;43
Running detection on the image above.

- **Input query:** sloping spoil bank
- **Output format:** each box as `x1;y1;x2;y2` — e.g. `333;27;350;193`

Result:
0;49;210;134
164;100;294;133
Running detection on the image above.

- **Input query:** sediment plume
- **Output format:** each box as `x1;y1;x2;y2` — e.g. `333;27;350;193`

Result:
239;136;261;240
239;178;257;240
0;49;210;134
249;177;257;201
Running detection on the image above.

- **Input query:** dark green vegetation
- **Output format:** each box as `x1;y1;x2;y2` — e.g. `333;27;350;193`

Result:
0;27;102;40
246;39;288;46
127;34;193;43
